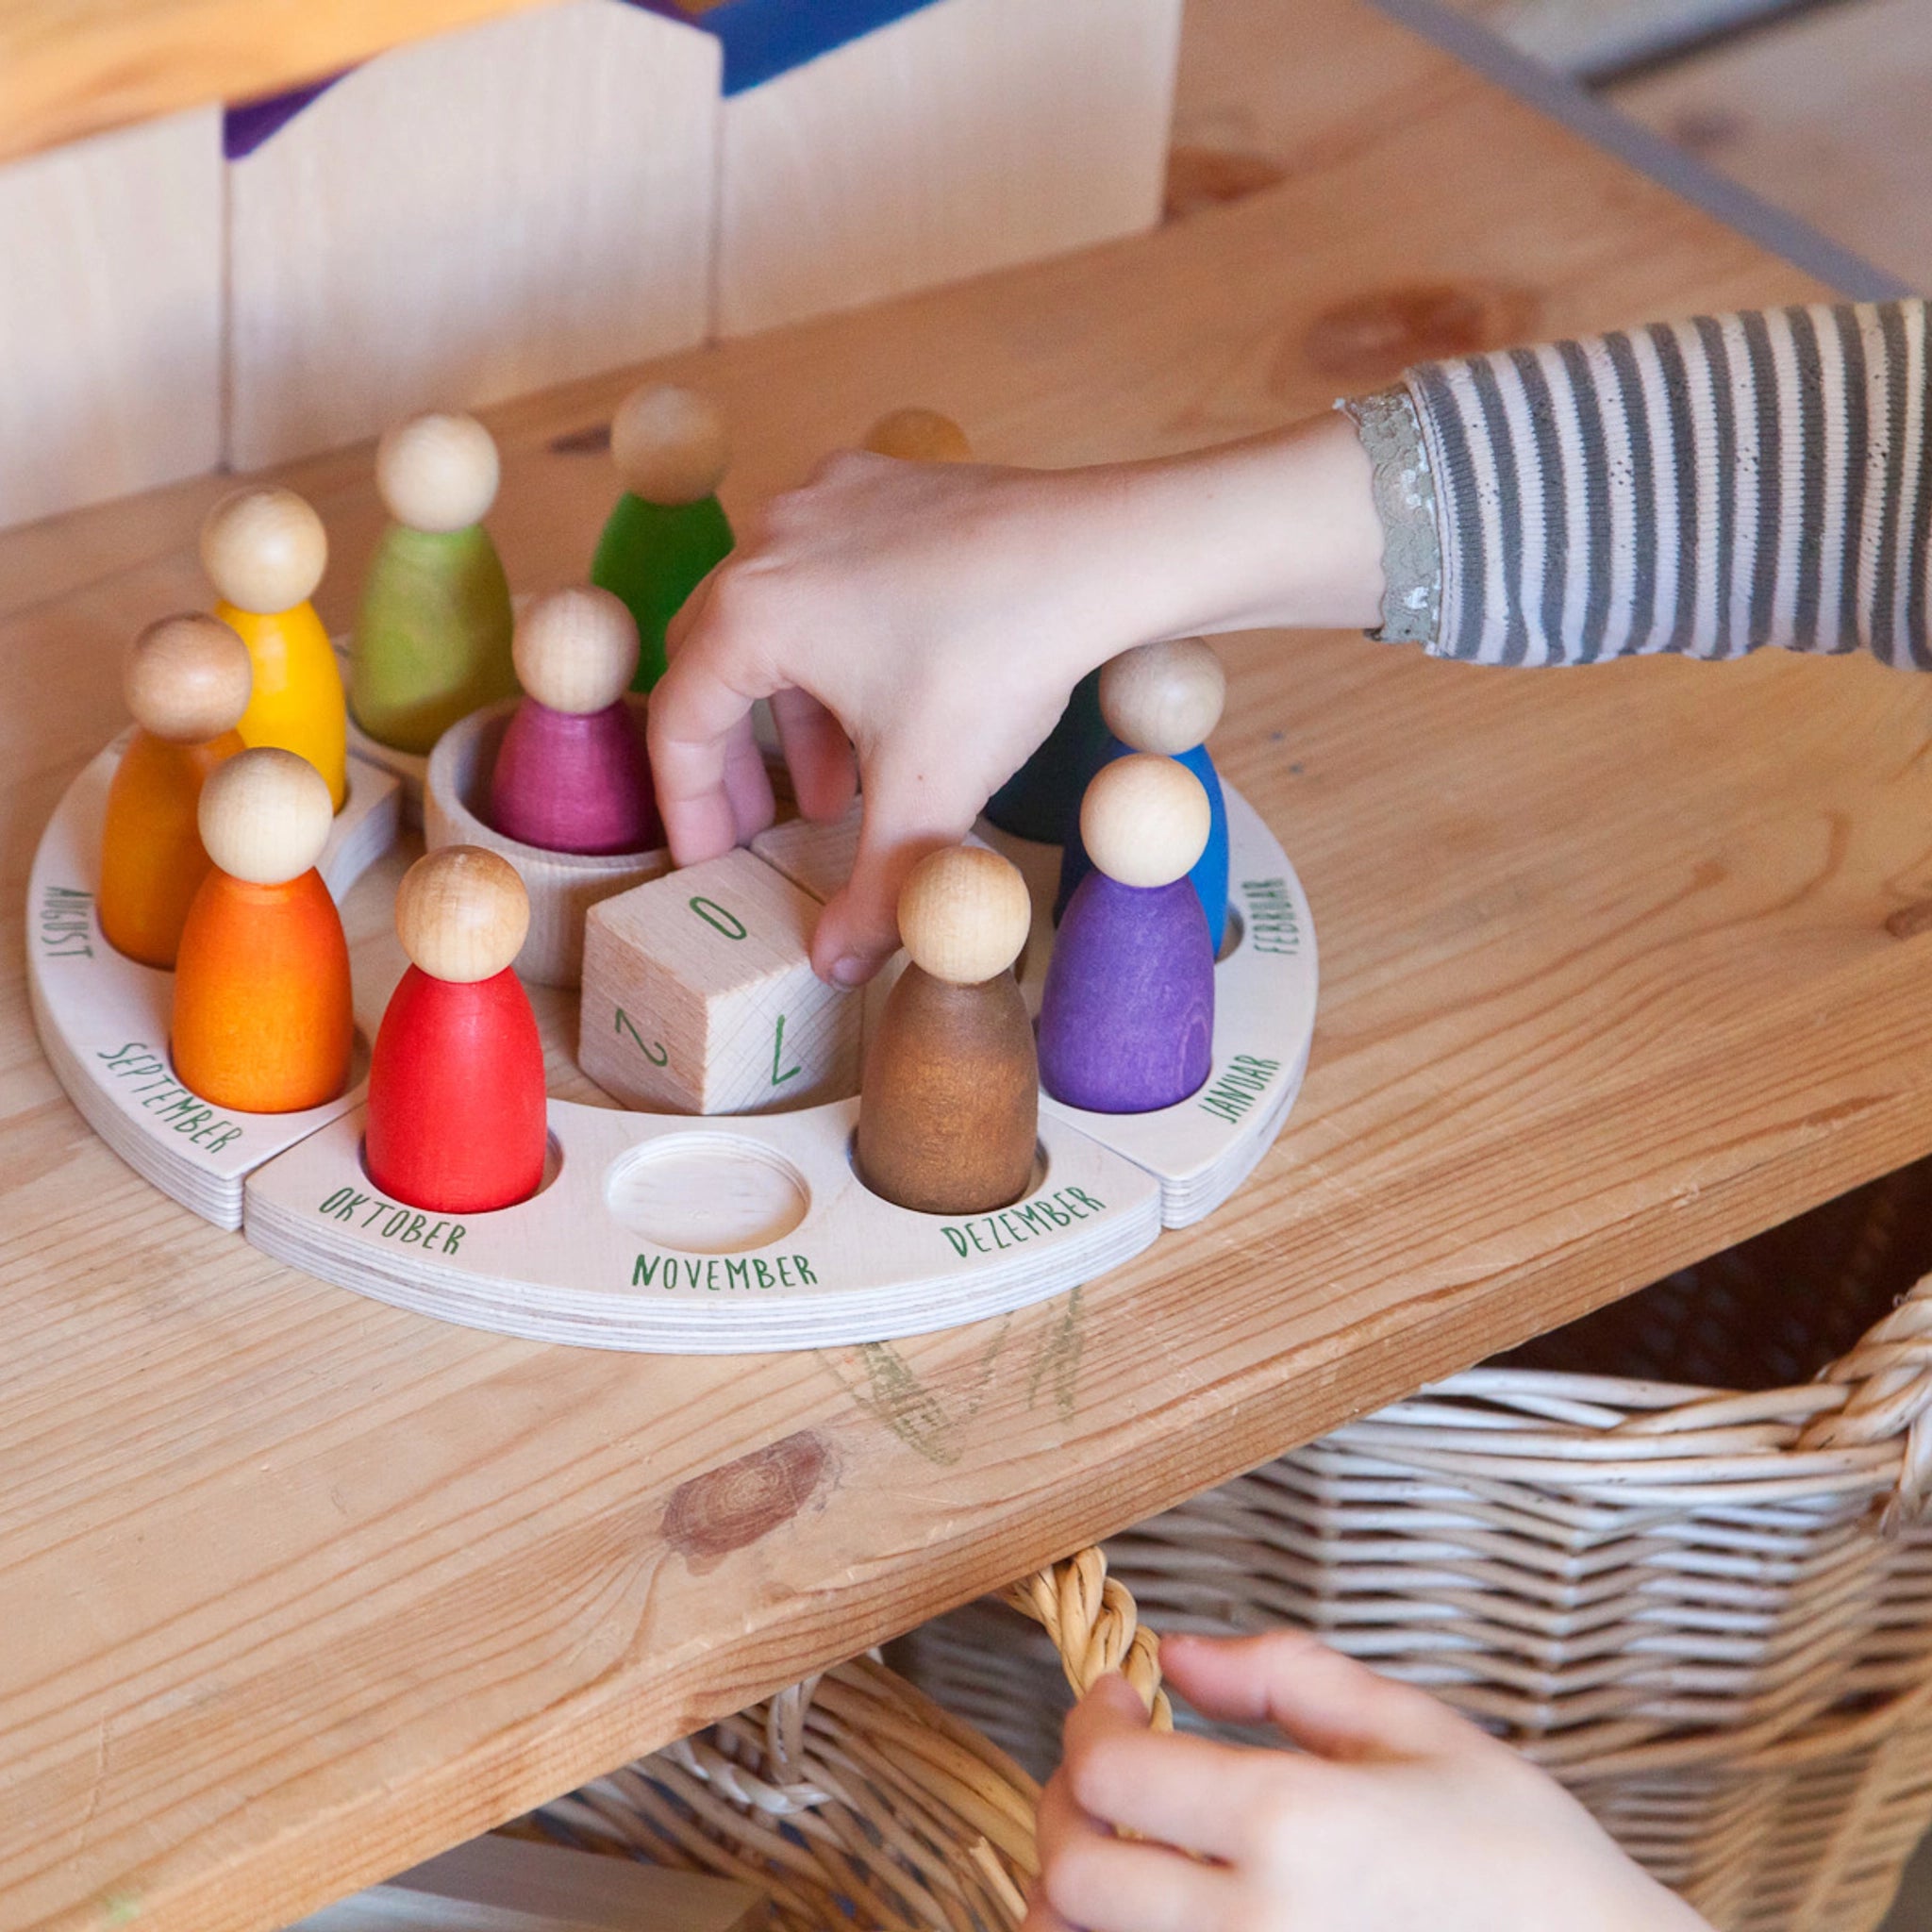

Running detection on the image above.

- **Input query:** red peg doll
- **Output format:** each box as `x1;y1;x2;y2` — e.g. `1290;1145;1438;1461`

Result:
365;845;548;1213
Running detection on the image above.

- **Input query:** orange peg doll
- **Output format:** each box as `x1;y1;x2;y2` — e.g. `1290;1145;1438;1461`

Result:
173;747;353;1114
861;406;973;463
365;845;546;1214
98;613;252;968
201;486;348;809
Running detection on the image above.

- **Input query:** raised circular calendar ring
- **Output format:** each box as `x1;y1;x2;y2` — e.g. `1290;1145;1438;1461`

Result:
27;727;1317;1353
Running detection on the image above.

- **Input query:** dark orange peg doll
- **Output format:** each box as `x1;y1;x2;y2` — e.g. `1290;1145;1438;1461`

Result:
172;747;353;1113
98;613;252;968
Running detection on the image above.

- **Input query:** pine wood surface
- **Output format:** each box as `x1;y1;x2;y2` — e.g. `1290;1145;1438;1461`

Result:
1607;0;1932;297
2;0;1921;1929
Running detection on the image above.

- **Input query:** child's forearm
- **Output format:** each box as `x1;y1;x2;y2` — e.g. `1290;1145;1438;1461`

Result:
1359;299;1932;669
1085;413;1387;641
1104;299;1932;675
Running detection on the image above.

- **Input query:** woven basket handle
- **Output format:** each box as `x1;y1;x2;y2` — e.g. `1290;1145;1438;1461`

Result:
1801;1269;1932;1525
1003;1547;1174;1730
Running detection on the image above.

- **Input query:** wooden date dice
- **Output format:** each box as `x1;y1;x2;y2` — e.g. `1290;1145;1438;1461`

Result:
579;848;859;1115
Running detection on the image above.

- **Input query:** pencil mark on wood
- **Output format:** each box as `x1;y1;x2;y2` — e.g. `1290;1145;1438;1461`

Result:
852;1342;961;1465
1302;284;1541;387
1028;1287;1084;1422
663;1431;833;1569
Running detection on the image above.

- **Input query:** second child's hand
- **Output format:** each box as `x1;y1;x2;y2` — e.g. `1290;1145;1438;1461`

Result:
1024;1634;1711;1932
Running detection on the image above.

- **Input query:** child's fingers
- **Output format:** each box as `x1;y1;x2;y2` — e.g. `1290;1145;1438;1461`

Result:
1062;1672;1153;1749
1035;1760;1234;1932
1024;1773;1092;1932
721;709;776;845
1064;1718;1290;1863
807;750;976;985
1158;1631;1470;1761
1041;1823;1242;1932
768;687;857;824
647;645;765;867
661;558;725;668
1016;1898;1077;1932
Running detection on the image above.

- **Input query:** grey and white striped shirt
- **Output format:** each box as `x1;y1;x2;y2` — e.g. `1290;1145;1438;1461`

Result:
1348;300;1932;669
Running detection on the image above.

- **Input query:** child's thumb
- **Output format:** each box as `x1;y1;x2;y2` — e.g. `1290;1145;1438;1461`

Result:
807;759;979;987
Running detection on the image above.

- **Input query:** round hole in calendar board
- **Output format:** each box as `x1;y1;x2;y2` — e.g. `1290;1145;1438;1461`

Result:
606;1135;810;1253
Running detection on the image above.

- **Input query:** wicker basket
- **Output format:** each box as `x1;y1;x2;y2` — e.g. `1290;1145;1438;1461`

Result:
897;1165;1932;1932
522;1551;1169;1932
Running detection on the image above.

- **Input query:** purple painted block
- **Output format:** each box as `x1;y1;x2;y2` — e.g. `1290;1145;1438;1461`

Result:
1039;872;1214;1113
225;75;348;158
490;698;660;856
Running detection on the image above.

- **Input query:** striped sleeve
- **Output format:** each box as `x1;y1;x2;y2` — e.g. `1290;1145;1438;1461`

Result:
1361;300;1932;669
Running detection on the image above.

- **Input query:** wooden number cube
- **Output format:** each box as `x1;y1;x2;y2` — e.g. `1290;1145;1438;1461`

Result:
579;849;858;1115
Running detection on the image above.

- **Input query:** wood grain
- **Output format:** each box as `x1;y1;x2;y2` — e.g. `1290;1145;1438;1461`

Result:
1608;0;1932;294
1441;0;1800;78
1;2;1921;1931
0;0;566;164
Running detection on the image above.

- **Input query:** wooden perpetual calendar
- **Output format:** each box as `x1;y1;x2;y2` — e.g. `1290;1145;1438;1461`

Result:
28;736;1316;1353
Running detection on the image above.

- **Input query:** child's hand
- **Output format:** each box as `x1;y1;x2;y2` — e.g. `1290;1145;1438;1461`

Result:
651;454;1123;983
1025;1632;1709;1932
648;418;1382;986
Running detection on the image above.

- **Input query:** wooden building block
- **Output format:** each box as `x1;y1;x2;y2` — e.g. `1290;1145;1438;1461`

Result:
713;0;1184;336
749;807;861;908
750;808;1017;1047
579;848;859;1115
750;808;904;1046
0;109;221;529
225;2;720;470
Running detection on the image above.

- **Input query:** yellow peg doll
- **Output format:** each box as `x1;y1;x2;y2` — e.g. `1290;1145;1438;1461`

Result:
200;487;347;810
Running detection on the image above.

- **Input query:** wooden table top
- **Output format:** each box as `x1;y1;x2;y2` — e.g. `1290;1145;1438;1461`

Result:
8;2;1926;1929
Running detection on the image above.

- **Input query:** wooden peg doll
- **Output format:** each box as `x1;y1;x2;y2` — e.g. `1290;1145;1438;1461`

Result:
490;586;659;854
350;411;517;754
985;667;1111;845
173;747;353;1113
1039;754;1215;1114
1056;637;1231;949
98;614;252;968
862;406;974;463
591;383;734;693
365;845;546;1214
857;844;1038;1216
201;487;348;809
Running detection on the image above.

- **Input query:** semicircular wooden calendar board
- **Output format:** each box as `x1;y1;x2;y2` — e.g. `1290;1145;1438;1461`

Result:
27;734;1317;1352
